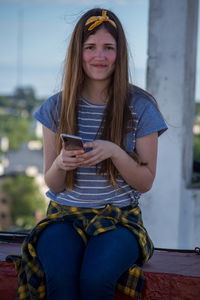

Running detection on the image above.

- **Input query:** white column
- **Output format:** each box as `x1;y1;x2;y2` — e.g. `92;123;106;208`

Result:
141;0;199;249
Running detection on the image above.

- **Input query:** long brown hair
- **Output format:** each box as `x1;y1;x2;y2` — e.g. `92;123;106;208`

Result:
56;8;141;190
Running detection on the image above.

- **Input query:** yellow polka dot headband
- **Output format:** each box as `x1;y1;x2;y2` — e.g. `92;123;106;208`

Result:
85;10;117;31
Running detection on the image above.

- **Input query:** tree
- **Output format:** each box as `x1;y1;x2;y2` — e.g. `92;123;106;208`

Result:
0;115;30;151
3;174;47;230
0;95;9;107
13;86;39;114
194;135;200;161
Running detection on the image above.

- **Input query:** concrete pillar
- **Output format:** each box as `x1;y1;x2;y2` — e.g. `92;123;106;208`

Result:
141;0;199;249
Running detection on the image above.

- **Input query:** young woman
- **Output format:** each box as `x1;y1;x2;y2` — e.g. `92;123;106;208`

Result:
14;8;167;300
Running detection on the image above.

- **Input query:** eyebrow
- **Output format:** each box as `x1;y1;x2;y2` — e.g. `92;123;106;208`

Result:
83;42;116;46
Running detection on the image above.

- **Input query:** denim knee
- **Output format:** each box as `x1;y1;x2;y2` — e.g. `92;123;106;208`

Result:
80;269;115;299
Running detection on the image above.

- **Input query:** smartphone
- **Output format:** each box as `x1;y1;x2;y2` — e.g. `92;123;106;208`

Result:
60;133;84;150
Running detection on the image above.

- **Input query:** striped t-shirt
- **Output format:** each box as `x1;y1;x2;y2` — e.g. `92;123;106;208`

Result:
34;87;168;208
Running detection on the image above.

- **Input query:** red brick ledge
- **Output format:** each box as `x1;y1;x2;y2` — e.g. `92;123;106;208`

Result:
0;240;200;300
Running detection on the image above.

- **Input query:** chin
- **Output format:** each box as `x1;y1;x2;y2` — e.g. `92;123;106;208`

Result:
89;74;113;81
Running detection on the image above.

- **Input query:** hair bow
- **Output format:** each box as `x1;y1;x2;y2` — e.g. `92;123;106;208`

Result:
85;10;117;31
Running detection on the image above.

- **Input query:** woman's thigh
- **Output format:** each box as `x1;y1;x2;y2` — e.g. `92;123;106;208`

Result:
80;225;140;299
37;222;85;274
36;222;85;299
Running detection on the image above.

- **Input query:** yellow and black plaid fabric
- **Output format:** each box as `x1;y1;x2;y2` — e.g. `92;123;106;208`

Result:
7;200;154;299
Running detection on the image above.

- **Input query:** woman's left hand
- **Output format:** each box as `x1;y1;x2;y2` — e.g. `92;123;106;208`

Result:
77;140;118;166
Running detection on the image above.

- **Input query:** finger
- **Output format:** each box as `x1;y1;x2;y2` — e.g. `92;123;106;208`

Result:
83;141;97;149
63;149;85;157
78;146;100;158
63;157;85;165
83;159;100;166
82;154;102;166
63;159;83;166
63;160;83;169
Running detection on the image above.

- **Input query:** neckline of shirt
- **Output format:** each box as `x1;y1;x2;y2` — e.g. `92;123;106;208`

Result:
80;96;106;108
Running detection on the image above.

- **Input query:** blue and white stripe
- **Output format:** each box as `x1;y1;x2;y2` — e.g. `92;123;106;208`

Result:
46;97;141;208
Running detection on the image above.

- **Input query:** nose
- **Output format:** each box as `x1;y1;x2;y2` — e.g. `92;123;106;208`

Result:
95;48;104;59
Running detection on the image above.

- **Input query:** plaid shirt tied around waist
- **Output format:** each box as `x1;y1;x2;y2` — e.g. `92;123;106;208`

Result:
7;200;154;299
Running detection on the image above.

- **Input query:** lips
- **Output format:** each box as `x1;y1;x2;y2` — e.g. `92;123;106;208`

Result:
92;64;107;68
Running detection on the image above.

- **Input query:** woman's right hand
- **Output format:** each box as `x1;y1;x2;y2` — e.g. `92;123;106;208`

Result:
55;147;85;171
42;126;85;192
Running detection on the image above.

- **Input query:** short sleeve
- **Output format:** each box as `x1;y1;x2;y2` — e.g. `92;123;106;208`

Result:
131;89;168;139
33;92;62;132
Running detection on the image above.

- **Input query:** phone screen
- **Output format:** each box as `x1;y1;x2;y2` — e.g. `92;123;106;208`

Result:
61;134;84;150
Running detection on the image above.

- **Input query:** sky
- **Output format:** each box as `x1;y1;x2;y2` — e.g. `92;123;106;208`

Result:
0;0;200;100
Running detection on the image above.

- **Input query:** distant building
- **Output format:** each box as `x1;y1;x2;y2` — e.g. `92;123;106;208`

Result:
0;177;11;230
4;140;48;201
0;137;9;152
5;142;43;175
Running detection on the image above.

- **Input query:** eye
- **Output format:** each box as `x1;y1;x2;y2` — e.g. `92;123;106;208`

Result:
105;45;116;51
84;45;94;50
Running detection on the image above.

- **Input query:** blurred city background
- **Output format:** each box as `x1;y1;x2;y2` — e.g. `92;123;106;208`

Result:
0;0;200;249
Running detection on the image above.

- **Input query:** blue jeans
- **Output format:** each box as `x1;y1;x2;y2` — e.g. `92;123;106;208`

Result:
36;221;140;300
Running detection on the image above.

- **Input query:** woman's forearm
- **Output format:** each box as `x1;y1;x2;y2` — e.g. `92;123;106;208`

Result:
111;145;155;193
44;156;67;193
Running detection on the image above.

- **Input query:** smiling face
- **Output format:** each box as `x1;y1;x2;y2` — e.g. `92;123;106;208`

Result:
82;27;117;83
